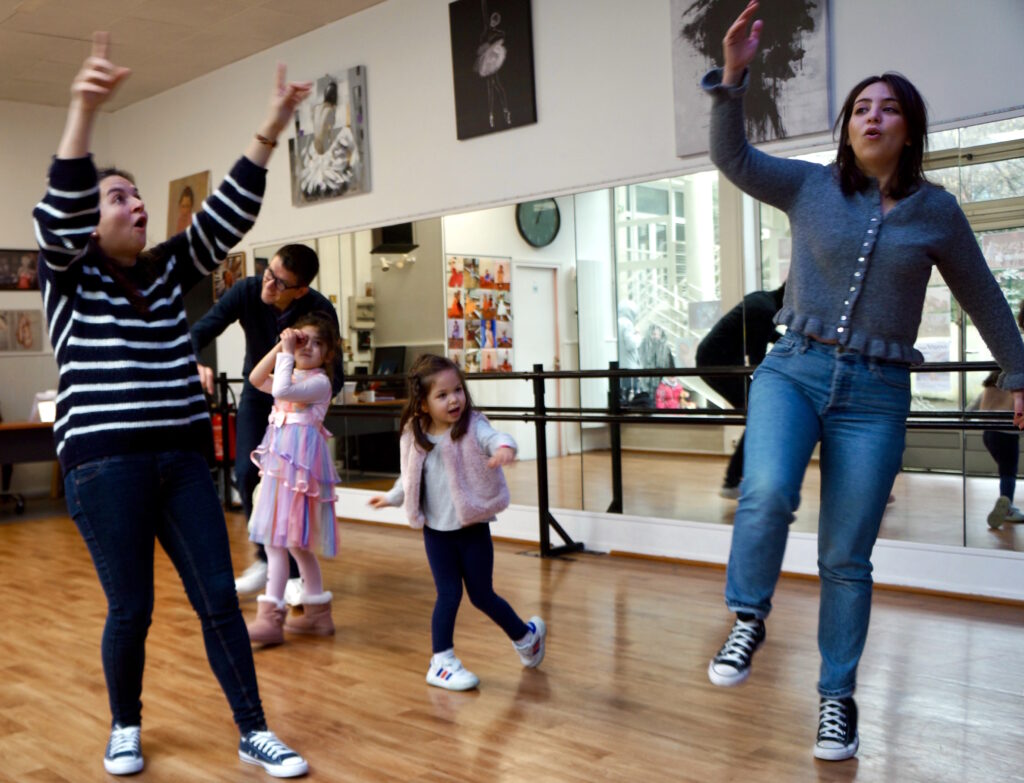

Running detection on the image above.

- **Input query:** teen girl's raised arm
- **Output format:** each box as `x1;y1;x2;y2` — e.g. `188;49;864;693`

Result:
158;65;312;291
34;33;130;275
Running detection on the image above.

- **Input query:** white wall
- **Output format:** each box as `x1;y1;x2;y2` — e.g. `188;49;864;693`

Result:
4;0;1023;496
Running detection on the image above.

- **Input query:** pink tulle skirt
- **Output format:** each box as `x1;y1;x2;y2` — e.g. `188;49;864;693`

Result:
249;423;339;556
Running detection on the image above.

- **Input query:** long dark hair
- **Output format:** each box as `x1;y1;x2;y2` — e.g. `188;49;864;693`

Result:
400;354;474;452
833;72;928;200
291;311;340;382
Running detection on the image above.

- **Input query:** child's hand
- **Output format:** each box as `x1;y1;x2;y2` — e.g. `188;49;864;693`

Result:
488;446;516;468
280;328;304;354
368;495;389;508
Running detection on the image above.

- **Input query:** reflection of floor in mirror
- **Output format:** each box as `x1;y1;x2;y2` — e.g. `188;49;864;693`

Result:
341;451;1024;552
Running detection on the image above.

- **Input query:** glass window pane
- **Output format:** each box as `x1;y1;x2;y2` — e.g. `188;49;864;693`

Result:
960;159;1024;202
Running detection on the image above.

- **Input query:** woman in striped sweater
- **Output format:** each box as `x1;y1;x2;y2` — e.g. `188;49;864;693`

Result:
33;33;312;778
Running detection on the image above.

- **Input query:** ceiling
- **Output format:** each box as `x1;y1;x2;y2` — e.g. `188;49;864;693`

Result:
0;0;385;111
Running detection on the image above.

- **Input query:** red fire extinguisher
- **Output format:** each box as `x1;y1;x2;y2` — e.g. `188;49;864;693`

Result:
211;412;237;462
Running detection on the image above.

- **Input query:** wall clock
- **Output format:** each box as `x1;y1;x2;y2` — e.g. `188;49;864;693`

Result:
515;199;560;248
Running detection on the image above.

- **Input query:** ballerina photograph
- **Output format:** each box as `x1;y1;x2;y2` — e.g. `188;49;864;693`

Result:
289;67;370;205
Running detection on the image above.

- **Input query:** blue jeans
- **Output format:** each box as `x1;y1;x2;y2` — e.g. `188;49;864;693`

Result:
982;430;1019;502
724;332;909;698
65;450;265;732
423;523;529;653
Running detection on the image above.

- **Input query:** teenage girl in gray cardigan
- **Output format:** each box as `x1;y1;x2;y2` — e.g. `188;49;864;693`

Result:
703;1;1024;762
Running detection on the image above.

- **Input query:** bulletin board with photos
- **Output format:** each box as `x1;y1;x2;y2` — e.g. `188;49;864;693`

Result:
445;254;513;373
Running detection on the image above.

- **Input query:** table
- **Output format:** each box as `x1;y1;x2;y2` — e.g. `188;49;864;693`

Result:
0;422;56;514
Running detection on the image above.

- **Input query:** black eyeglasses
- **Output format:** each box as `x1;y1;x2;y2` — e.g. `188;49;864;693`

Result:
264;266;302;291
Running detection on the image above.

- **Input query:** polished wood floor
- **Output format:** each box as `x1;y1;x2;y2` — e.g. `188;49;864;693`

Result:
1;504;1023;782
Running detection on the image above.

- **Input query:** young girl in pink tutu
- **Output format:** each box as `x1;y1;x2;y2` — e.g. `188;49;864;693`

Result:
246;311;341;644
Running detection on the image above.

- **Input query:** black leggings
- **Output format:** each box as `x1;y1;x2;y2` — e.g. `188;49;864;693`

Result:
983;430;1020;502
422;523;528;654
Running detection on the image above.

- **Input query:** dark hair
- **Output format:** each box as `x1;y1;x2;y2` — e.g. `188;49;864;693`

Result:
1018;299;1024;332
291;311;340;382
97;166;135;184
276;243;319;287
400;354;473;452
324;80;338;106
833;72;928;200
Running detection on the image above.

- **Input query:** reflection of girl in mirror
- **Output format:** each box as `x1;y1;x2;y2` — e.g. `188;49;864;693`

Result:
473;6;510;128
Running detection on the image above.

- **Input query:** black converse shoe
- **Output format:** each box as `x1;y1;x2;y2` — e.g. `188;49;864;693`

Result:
814;696;859;761
104;723;143;775
238;730;309;778
707;615;766;686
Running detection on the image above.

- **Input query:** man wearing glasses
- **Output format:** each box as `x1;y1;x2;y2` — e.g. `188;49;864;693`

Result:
191;244;344;599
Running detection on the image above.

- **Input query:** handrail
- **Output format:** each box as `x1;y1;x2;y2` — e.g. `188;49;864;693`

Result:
212;360;1014;555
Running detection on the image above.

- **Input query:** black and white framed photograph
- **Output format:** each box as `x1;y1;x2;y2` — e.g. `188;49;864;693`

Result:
671;0;829;157
289;67;370;206
448;0;537;140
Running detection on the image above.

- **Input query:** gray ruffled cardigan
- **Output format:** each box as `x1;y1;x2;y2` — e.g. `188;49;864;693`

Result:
703;68;1024;389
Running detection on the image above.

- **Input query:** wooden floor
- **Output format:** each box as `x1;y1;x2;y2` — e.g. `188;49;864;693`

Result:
1;505;1023;782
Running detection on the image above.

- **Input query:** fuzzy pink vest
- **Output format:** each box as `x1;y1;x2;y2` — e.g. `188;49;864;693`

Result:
399;412;511;529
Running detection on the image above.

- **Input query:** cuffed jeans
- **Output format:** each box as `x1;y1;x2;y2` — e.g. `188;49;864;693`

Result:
65;450;265;733
724;332;909;698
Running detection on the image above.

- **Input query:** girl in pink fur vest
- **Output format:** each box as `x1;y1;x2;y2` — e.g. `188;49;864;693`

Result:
369;354;546;691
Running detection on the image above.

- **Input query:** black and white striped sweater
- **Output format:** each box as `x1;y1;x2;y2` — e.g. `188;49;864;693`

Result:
33;155;266;473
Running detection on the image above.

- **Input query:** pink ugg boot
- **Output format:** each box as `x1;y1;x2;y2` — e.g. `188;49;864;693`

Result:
247;596;287;645
284;591;335;636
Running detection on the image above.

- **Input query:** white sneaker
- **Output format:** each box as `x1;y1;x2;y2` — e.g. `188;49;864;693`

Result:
426;653;479;691
988;496;1011;530
1006;505;1024;523
513;616;547;668
235;560;268;595
104;723;143;775
283;578;304;607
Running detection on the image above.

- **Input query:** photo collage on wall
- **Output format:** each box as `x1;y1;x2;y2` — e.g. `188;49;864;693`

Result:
445;255;513;373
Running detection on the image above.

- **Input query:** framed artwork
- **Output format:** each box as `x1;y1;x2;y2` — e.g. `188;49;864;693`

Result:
289;67;371;206
167;171;210;238
448;0;537;140
213;252;245;301
446;254;513;371
670;0;829;157
0;310;45;353
0;249;38;290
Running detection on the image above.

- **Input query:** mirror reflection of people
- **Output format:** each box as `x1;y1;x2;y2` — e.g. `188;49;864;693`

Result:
34;32;311;777
696;284;785;497
616;300;642;404
637;324;675;404
703;2;1024;764
980;301;1024;529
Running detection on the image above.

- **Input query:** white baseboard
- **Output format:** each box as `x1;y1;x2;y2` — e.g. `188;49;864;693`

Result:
336;487;1024;602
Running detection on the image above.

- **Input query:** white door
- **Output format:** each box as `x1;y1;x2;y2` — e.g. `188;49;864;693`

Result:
510;264;559;461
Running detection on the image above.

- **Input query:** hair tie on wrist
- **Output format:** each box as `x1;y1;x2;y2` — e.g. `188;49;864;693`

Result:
255;133;277;148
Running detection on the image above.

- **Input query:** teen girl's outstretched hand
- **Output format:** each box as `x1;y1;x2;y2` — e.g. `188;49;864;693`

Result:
487;446;516;469
367;495;390;508
58;32;132;158
722;0;762;87
246;64;313;166
1014;390;1024;429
